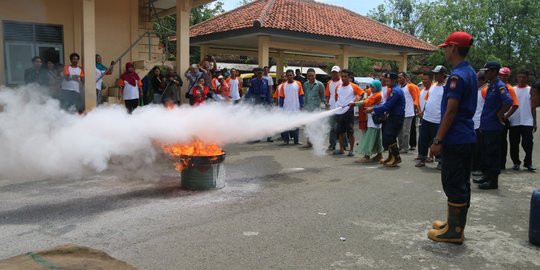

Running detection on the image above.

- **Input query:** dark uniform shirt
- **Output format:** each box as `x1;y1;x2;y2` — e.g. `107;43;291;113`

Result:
440;61;478;145
245;77;272;104
480;78;513;131
373;84;405;116
24;68;48;86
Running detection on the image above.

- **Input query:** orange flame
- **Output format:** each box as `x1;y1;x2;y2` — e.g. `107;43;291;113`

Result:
161;138;224;157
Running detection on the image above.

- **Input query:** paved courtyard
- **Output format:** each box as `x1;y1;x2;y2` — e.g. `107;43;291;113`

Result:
1;131;539;269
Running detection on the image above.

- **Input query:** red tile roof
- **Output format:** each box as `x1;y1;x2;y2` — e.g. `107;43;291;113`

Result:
190;0;436;52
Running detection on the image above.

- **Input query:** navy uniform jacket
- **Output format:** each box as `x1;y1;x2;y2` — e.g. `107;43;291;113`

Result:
440;61;478;145
373;84;405;116
245;77;272;104
480;78;513;131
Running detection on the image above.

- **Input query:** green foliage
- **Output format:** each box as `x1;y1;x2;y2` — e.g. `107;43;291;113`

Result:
369;0;540;80
152;1;225;63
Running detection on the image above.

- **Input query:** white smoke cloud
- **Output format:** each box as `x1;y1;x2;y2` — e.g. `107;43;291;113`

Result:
0;85;335;180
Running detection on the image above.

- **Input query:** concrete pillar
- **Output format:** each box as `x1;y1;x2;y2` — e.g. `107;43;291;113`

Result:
258;35;270;68
176;0;192;104
399;53;408;72
200;45;209;63
82;0;96;111
130;0;139;60
338;45;350;70
276;50;284;81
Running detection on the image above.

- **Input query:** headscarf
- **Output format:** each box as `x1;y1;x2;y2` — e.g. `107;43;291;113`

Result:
120;62;140;86
148;66;161;78
96;54;107;71
370;80;382;92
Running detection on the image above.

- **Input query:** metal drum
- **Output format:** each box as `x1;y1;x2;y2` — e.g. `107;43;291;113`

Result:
180;154;226;191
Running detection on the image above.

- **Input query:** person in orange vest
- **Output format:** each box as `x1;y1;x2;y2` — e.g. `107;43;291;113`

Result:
406;73;421;151
60;52;85;113
278;69;305;145
325;66;343;151
353;80;384;163
333;69;365;156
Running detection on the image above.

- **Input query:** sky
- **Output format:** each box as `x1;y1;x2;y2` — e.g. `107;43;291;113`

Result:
221;0;386;15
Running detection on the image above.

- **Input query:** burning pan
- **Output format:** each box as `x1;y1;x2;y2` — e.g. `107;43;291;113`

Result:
179;153;226;191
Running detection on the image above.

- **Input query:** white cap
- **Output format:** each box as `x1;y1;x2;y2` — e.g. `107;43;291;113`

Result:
431;65;448;74
191;64;198;68
218;75;224;79
331;66;341;73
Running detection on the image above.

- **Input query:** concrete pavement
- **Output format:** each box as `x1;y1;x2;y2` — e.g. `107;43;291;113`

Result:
1;131;539;269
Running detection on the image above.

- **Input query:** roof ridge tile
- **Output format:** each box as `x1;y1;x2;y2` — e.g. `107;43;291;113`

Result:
254;0;277;28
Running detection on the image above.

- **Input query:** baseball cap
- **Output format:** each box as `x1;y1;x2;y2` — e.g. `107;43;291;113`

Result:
431;65;448;74
385;72;398;80
331;66;341;73
481;61;501;71
218;75;224;79
499;67;511;75
253;67;263;73
191;64;198;68
438;31;474;48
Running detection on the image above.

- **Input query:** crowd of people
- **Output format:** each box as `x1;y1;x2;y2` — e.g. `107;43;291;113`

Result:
19;31;540;245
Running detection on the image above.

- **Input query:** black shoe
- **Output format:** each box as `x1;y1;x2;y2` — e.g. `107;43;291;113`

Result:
512;164;520;171
436;163;442;170
328;146;336;151
524;165;537;172
478;176;498;190
472;176;488;184
267;138;274;143
478;181;498;190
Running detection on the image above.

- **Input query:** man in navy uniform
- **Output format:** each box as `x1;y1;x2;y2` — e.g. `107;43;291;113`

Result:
365;72;405;167
427;32;477;244
472;61;513;189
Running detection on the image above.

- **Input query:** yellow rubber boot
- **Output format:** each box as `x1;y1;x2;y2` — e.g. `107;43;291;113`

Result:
428;202;468;244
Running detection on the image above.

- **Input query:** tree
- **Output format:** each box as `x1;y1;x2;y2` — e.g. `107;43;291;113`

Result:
152;1;225;63
237;0;255;7
369;0;540;79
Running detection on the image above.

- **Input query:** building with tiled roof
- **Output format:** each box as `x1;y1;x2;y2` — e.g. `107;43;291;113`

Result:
191;0;435;52
186;0;436;73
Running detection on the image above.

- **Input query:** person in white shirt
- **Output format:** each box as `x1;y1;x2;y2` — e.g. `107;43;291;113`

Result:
416;66;446;167
397;72;420;153
95;54;114;106
325;66;343;150
471;71;488;176
278;69;304;145
333;69;365;156
226;68;242;104
119;62;143;114
263;66;274;96
508;70;536;171
60;52;85;113
419;73;433;113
